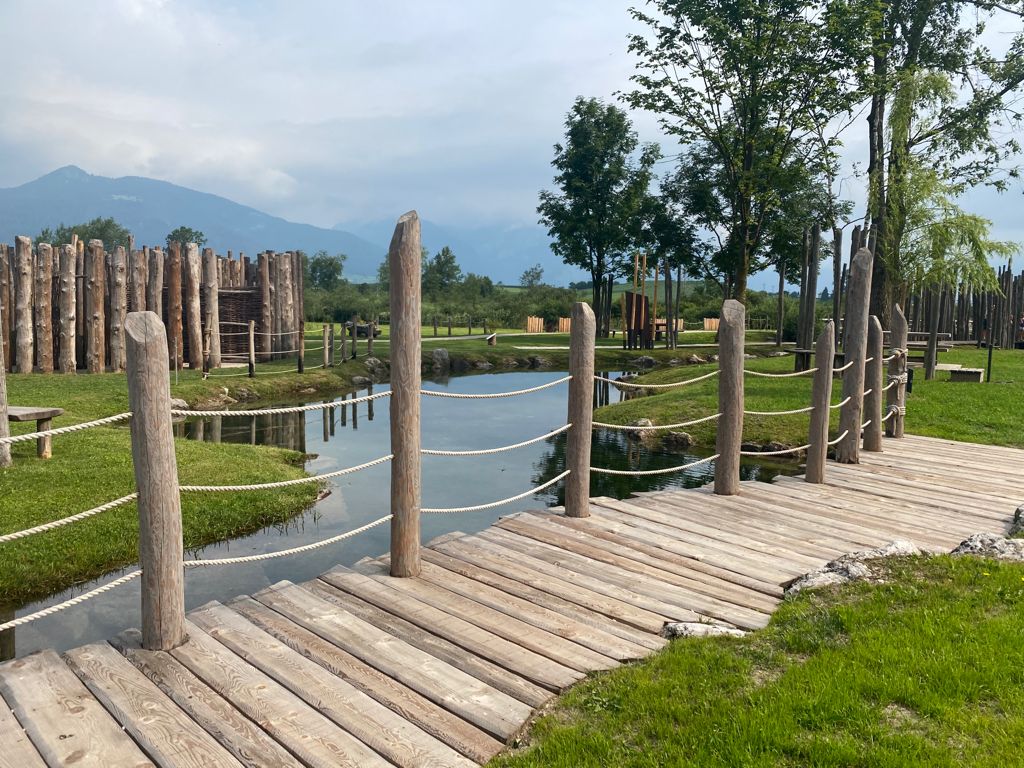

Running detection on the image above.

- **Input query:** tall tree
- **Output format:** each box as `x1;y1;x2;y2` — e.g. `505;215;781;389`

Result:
38;217;132;248
306;250;346;290
165;226;207;249
520;263;545;288
422;246;463;297
538;96;659;336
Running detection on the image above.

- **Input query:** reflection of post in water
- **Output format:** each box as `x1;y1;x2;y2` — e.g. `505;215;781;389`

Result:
299;410;307;454
210;415;222;444
0;607;13;661
322;401;330;443
191;418;205;442
249;415;257;445
592;373;611;409
367;383;375;421
351;392;358;430
329;403;335;437
340;398;347;427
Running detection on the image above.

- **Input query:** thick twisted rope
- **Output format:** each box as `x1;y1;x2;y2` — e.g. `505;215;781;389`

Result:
740;443;811;456
204;370;252;378
880;407;897;423
172;390;390;417
422;424;571;456
422;470;571;513
743;368;817;378
744;405;815;416
592;412;723;431
420;375;571;399
180;454;393;492
0;412;133;446
861;419;873;429
880;380;898;392
593;370;719;389
826;430;851;446
590;453;718;476
0;570;142;631
829;396;852;409
182;514;393;566
861;388;873;397
0;494;138;544
833;361;855;373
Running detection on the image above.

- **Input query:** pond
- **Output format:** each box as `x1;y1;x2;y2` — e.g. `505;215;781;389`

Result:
1;370;797;659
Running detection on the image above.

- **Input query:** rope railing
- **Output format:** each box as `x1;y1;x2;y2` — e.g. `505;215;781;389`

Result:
833;361;855;373
179;454;393;492
0;412;133;446
830;396;852;409
590;453;718;476
827;430;851;446
420;375;571;399
422;424;571;456
744;405;815;416
592;412;722;431
0;493;138;544
0;570;142;632
422;470;571;513
172;390;390;417
743;367;817;378
861;419;873;429
593;370;719;389
740;443;811;456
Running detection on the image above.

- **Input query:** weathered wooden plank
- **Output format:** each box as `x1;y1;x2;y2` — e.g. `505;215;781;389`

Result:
0;649;154;767
0;690;47;768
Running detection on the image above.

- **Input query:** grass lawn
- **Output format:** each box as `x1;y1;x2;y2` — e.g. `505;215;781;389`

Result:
493;555;1024;767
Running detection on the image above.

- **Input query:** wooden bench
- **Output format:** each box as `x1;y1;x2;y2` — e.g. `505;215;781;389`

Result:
7;406;65;459
950;367;984;383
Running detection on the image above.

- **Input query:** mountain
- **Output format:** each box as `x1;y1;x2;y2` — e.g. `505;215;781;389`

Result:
0;166;383;279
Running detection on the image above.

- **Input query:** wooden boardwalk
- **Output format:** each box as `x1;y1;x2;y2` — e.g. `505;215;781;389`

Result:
1;434;1021;767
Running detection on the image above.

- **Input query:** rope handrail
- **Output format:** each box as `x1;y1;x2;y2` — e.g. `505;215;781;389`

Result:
0;412;133;446
593;370;719;389
833;361;855;373
590;453;718;476
204;370;253;378
420;375;571;399
744;405;815;416
740;443;811;456
422;470;570;513
744;368;817;378
861;419;872;429
862;388;873;397
0;494;138;544
880;408;897;423
830;396;852;409
172;390;390;417
826;430;851;446
179;454;393;492
422;424;571;456
183;515;393;566
880;380;898;392
592;412;723;431
0;570;142;631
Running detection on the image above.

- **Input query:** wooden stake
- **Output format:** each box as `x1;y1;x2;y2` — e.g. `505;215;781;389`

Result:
183;244;203;369
129;249;147;312
75;239;86;367
34;243;54;372
565;302;596;517
836;247;874;463
367;322;375;356
201;247;221;368
714;299;745;495
165;243;183;371
862;316;883;452
85;239;106;373
57;245;76;373
248;320;256;378
0;298;9;467
146;247;163;321
257;252;272;361
297;321;305;373
108;245;128;372
886;304;908;438
322;325;329;369
805;320;835;483
14;236;33;373
0;245;10;373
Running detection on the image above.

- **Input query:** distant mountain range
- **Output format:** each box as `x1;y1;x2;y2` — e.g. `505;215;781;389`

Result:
0;166;573;285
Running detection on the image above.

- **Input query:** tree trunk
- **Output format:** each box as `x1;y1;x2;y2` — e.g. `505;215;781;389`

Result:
775;257;785;347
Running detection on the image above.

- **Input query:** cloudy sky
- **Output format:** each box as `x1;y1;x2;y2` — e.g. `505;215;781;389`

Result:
1;0;1022;255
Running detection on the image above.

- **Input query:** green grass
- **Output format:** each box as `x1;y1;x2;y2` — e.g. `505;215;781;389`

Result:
493;555;1024;767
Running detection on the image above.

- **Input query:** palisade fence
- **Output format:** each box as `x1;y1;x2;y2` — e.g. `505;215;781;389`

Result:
0;215;909;653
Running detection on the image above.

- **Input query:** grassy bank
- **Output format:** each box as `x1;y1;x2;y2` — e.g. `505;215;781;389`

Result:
494;555;1024;767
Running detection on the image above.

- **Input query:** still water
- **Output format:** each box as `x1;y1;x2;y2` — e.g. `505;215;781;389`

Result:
2;370;795;659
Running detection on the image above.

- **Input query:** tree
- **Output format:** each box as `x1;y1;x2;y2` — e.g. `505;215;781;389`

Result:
165;226;207;249
307;250;346;291
422;246;463;297
624;0;861;302
37;217;132;248
520;264;544;288
538;97;659;336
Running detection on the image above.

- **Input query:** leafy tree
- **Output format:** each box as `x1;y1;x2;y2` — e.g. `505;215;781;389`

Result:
819;287;831;301
376;257;390;293
165;226;207;249
520;264;545;288
307;250;346;291
422;247;463;297
37;217;132;248
538;97;659;336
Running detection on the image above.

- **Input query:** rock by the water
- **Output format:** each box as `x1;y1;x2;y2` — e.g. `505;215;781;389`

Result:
473;360;494;370
500;357;520;368
787;540;921;594
431;348;450;374
710;354;720;363
951;533;1024;561
528;355;550;369
686;354;707;365
634;356;656;368
663;431;694;449
668;358;682;366
169;398;189;410
351;376;373;386
767;350;789;357
625;418;657;442
364;357;389;378
664;622;746;639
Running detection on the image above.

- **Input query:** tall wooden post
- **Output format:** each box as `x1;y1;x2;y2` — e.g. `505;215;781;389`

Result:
350;321;358;360
328;324;335;366
297;321;305;374
340;322;347;360
75;239;86;368
257;251;272;361
85;239;106;374
0;245;10;373
183;244;203;369
886;304;908;438
714;300;745;495
248;320;256;378
805;321;835;483
322;325;329;369
125;312;186;650
14;236;34;373
925;289;940;380
109;245;128;373
367;322;375;357
146;247;163;321
389;211;422;578
202;248;221;369
58;245;76;373
0;300;10;467
862;316;884;452
165;244;183;371
34;243;54;373
129;249;147;312
837;247;874;463
565;302;596;517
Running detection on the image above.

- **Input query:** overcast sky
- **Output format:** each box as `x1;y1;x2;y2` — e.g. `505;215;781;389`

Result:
1;0;1021;252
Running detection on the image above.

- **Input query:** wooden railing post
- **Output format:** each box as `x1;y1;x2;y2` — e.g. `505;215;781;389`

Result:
367;322;375;357
886;304;908;438
14;236;33;374
125;311;186;650
389;211;422;578
0;302;10;468
837;247;874;463
565;302;596;517
297;321;305;373
322;325;329;369
340;322;348;361
862;316;884;451
351;321;358;360
714;299;745;495
247;320;256;378
328;323;335;366
805;320;835;483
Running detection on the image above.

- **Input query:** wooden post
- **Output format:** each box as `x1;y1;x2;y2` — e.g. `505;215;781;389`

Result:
297;321;305;373
14;236;33;373
58;245;76;373
202;248;221;369
862;316;884;452
34;243;54;373
565;302;596;517
925;289;940;380
831;227;842;339
109;245;128;372
805;321;835;483
837;247;874;463
85;239;106;374
350;321;357;360
328;324;335;366
340;321;348;360
0;299;10;467
257;251;272;361
248;320;256;377
433;315;438;337
130;249;147;312
367;322;375;356
714;299;745;495
75;239;85;369
183;244;203;369
886;304;908;438
0;245;10;373
280;253;296;361
165;244;183;371
125;312;186;650
322;325;329;369
389;211;422;578
146;247;163;321
447;315;452;336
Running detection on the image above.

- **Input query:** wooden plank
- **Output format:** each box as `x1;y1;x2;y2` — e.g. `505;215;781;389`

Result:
0;690;47;768
0;649;155;768
64;643;243;768
171;620;392;768
254;581;533;740
860;450;1024;492
113;631;303;768
189;602;474;768
321;567;583;691
231;596;503;764
6;406;64;421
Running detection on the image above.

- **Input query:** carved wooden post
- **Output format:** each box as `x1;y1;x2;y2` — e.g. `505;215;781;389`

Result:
183;244;203;369
837;247;874;463
389;211;422;578
33;243;54;373
247;320;256;378
14;236;33;373
85;239;106;374
322;325;329;369
805;321;835;483
165;244;183;371
886;304;908;438
109;245;128;372
258;251;272;361
146;247;163;321
202;247;221;369
714;299;745;495
125;312;186;650
58;245;76;373
565;302;596;517
862;316;884;451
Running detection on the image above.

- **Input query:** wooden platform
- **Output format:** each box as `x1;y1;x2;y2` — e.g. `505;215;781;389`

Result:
1;434;1020;767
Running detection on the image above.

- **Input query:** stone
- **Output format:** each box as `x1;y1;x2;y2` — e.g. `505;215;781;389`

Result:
528;355;550;369
686;354;707;365
351;375;372;386
668;358;682;366
473;360;494;370
500;357;520;368
365;356;388;376
663;622;746;639
1008;505;1024;536
169;398;189;410
431;348;450;374
710;354;720;363
625;418;657;442
767;350;789;357
744;353;757;359
634;356;656;368
663;431;694;449
951;533;1024;561
786;540;921;595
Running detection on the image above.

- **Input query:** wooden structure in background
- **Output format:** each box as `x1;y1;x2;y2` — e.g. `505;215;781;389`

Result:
525;316;544;333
